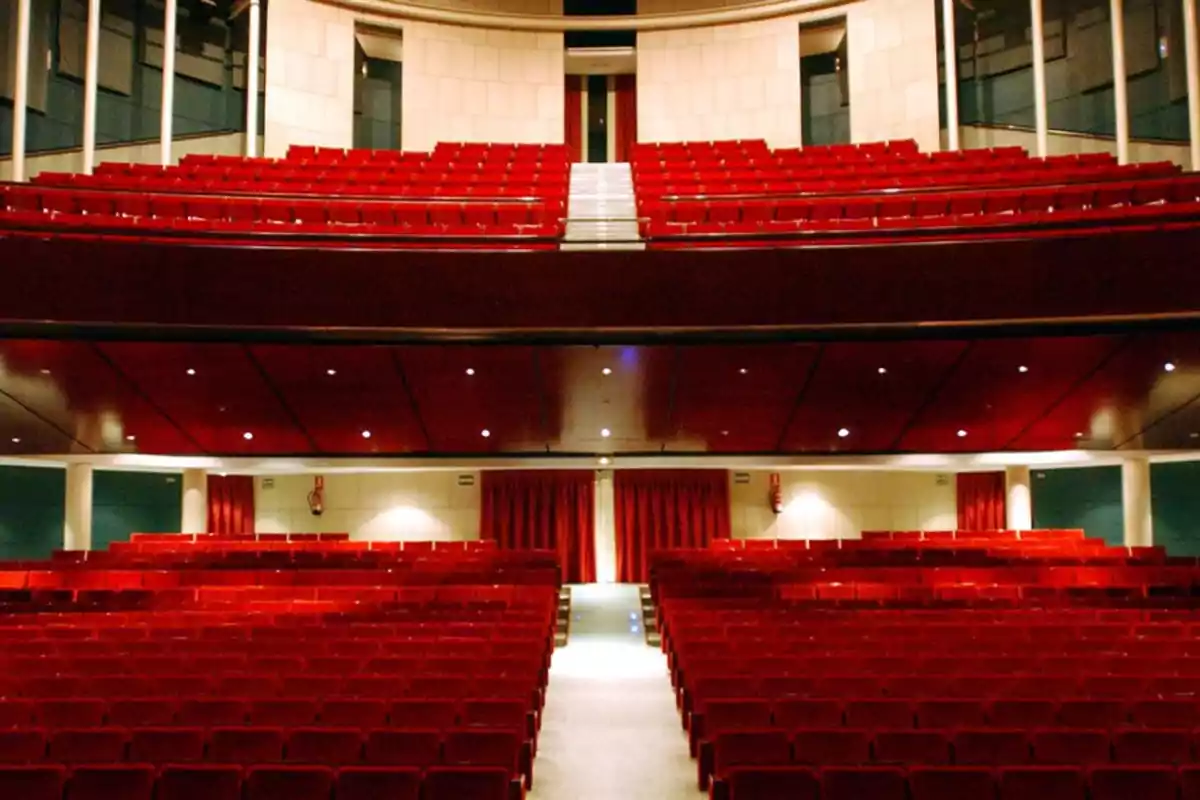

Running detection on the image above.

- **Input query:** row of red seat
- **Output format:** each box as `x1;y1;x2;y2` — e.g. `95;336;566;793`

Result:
0;763;516;800
711;763;1197;800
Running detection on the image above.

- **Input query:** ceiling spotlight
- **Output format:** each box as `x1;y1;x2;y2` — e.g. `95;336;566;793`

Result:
39;369;50;375
361;430;372;439
242;432;254;440
599;456;611;466
1165;362;1177;372
1074;431;1084;438
186;368;196;376
720;430;729;436
600;428;611;438
481;429;491;438
837;427;850;438
10;438;19;444
326;369;337;376
956;429;968;438
465;368;475;376
878;367;887;375
126;435;136;442
1191;432;1199;439
1018;365;1029;373
602;367;612;376
739;368;748;375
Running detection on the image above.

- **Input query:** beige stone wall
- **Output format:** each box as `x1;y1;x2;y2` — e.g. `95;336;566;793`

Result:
845;0;940;152
730;470;957;541
0;132;253;181
263;0;357;157
957;124;1193;170
401;20;564;150
255;472;480;541
636;15;802;147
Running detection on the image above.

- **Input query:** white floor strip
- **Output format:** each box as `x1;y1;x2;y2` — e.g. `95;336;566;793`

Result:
529;584;703;800
562;164;645;251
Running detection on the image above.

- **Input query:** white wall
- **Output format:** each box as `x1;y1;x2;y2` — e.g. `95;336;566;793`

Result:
846;0;940;153
254;472;480;541
636;14;802;148
730;470;957;540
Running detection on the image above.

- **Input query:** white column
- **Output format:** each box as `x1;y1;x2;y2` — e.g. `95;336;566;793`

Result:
1005;466;1033;531
593;470;616;583
181;469;208;535
605;75;616;164
82;0;101;174
579;77;590;164
1121;457;1153;548
1185;0;1200;171
160;0;177;166
942;0;960;151
245;0;261;158
1031;0;1049;158
64;464;94;551
1111;0;1129;164
11;0;32;183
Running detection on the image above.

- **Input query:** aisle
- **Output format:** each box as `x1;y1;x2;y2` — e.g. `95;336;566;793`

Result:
529;584;704;800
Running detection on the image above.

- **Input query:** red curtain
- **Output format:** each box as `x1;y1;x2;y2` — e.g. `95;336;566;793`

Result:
207;475;255;536
614;74;637;163
615;470;731;583
564;76;583;164
956;472;1006;530
480;470;595;583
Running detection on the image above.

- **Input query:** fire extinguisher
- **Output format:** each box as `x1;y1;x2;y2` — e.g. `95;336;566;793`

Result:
769;473;783;514
307;475;325;516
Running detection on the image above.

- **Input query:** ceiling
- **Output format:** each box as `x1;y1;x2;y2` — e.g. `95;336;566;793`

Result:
0;333;1198;458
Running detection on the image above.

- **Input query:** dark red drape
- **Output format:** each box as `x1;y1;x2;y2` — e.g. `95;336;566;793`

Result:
564;76;583;164
956;472;1006;530
614;74;637;163
480;470;595;583
614;470;731;583
207;475;256;536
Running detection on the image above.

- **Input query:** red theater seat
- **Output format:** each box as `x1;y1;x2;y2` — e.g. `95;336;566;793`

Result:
334;767;421;800
128;728;204;764
364;729;441;767
423;766;511;800
177;699;248;727
388;700;459;728
39;700;106;729
207;727;285;764
1030;729;1111;765
1089;766;1177;800
0;765;66;800
999;766;1085;800
285;728;363;765
872;730;951;765
990;700;1059;727
773;700;843;728
66;764;155;800
0;729;47;763
916;700;986;729
320;699;388;728
157;765;242;800
1112;729;1192;764
244;765;336;800
48;728;129;763
791;729;870;765
952;730;1031;766
107;699;177;727
251;699;319;727
909;767;997;800
725;766;819;800
844;700;913;729
820;766;907;800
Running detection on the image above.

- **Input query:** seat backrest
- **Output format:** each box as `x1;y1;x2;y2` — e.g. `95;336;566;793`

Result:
177;699;248;727
999;767;1086;800
459;700;528;730
1112;729;1193;765
39;699;106;729
908;767;997;800
107;699;177;727
388;700;458;728
442;729;521;771
285;728;363;766
714;730;791;774
916;700;986;729
820;766;907;800
773;700;843;729
1030;730;1111;765
422;766;510;800
207;727;285;765
989;700;1059;727
250;699;319;727
157;765;243;800
792;729;871;766
726;766;819;800
844;700;914;730
364;729;441;767
243;765;336;800
320;699;388;728
0;765;66;800
334;767;421;800
0;729;48;763
1057;701;1127;729
952;730;1031;766
129;728;205;764
872;731;950;765
1088;766;1178;800
1128;700;1198;729
66;764;155;800
49;729;129;763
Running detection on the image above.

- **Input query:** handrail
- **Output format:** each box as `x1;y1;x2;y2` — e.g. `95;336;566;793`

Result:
961;122;1190;150
321;0;844;32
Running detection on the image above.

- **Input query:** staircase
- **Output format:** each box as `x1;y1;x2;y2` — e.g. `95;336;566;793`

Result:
560;163;644;251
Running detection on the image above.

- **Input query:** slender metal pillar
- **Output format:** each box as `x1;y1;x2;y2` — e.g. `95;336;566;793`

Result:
1031;0;1049;157
1111;0;1130;164
82;0;101;174
161;0;177;165
942;0;960;150
245;0;261;157
1185;0;1200;170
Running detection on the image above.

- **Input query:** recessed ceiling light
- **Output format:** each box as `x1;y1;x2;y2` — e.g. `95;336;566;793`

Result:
10;438;19;444
720;430;729;436
242;432;253;440
739;368;748;375
1074;431;1084;438
837;427;850;438
956;429;968;438
465;368;475;376
186;368;196;376
126;435;135;442
481;429;490;438
1018;365;1029;373
878;367;887;375
326;369;337;376
1165;362;1177;372
361;430;372;439
598;456;611;466
600;428;611;438
39;369;50;375
1191;432;1199;439
601;367;612;376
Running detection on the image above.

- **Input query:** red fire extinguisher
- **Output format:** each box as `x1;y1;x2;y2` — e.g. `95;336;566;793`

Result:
307;475;325;517
769;473;783;514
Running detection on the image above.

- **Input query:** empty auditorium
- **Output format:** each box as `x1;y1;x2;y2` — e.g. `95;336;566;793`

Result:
2;0;1200;798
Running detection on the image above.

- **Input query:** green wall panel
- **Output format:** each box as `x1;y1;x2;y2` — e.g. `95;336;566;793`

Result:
0;466;65;560
1032;465;1123;546
92;471;181;553
1151;461;1200;556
